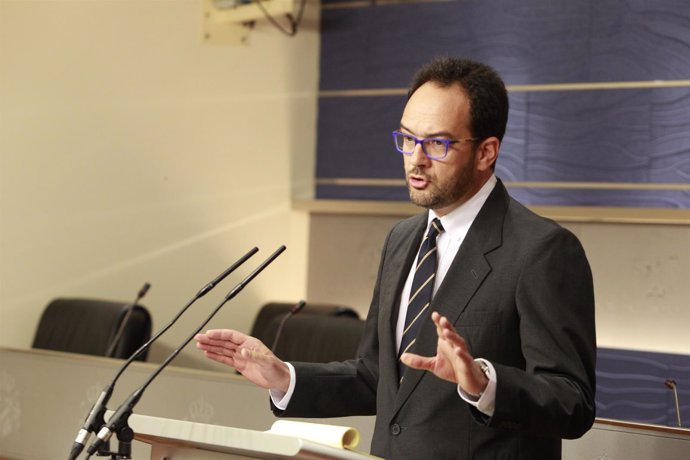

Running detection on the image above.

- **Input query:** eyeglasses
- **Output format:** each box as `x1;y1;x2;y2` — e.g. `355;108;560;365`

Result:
392;131;480;160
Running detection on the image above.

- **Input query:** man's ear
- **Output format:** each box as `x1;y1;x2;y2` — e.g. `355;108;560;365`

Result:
476;137;500;172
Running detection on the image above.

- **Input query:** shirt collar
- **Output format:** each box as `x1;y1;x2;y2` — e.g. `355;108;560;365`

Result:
428;174;498;238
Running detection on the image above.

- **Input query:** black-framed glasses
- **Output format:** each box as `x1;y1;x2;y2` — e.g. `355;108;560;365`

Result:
392;131;480;160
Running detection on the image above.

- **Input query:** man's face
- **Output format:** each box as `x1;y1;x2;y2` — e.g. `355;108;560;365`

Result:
400;81;484;216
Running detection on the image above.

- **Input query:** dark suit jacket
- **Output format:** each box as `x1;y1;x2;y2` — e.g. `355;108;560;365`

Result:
274;180;596;459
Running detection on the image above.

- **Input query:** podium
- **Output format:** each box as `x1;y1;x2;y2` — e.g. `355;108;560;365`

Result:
125;413;379;460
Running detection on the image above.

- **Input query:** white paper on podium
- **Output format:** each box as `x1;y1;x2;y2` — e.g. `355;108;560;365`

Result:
268;420;360;449
113;411;383;459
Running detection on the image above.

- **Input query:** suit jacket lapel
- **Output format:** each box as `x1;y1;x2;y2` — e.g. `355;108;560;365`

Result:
379;213;428;398
392;180;508;415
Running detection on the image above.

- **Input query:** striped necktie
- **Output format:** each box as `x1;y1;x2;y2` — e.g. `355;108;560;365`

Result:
398;217;444;378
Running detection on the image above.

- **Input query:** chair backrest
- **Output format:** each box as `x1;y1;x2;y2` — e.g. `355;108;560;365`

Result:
250;302;358;342
251;302;364;363
271;314;365;363
32;297;152;360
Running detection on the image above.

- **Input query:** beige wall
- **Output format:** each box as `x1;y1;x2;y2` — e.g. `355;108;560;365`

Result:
0;0;319;369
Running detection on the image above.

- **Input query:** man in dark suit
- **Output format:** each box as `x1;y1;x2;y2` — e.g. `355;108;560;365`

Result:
195;57;596;459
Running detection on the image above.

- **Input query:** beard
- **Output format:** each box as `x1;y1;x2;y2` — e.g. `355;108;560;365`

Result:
406;154;477;211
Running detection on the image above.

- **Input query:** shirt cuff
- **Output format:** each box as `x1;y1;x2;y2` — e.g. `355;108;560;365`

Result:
457;358;496;416
269;362;296;410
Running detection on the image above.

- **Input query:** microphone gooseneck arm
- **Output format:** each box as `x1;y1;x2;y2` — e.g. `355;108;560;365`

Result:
68;247;259;460
86;245;286;456
113;246;260;380
271;300;306;351
106;282;152;358
665;379;682;427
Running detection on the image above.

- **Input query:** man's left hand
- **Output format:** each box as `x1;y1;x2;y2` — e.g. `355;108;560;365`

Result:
401;311;489;397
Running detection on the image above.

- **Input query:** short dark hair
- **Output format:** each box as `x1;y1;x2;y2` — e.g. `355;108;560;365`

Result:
408;57;509;142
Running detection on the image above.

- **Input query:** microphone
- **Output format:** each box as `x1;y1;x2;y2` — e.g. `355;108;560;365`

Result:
665;379;683;427
67;247;258;460
105;282;151;358
86;245;286;456
270;300;306;352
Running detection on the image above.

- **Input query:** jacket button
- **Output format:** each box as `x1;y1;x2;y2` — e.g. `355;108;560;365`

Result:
390;423;401;435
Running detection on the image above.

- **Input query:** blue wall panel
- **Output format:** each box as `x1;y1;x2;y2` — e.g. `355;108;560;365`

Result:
315;89;690;207
316;0;690;208
596;347;690;427
320;1;690;90
316;184;410;202
315;96;405;179
507;188;690;208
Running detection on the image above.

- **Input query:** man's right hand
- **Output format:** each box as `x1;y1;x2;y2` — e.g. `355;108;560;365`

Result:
195;329;291;393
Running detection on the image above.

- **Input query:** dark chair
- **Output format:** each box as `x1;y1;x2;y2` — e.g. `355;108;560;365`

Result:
251;302;365;363
32;297;152;361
